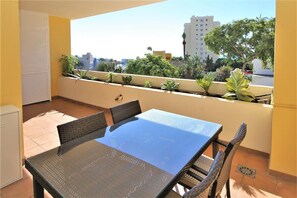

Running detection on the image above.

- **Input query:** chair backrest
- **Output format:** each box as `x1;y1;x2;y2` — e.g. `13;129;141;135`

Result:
110;100;141;124
57;112;107;144
212;122;247;196
183;151;225;198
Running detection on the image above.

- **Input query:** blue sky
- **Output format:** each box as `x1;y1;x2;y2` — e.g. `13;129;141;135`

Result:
71;0;275;60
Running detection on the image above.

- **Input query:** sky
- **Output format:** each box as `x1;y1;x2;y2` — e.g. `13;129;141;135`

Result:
71;0;276;60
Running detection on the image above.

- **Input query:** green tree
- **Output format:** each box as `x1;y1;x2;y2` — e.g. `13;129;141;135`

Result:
205;55;215;72
97;62;115;72
125;54;179;78
215;65;233;82
179;56;204;79
205;17;275;69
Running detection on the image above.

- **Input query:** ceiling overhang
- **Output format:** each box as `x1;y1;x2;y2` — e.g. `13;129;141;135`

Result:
19;0;164;20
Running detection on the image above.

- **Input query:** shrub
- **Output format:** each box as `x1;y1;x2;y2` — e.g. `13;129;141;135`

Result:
215;65;233;82
161;80;180;91
122;75;132;85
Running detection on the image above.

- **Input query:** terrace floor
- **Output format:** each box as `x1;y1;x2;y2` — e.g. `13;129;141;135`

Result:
1;97;296;198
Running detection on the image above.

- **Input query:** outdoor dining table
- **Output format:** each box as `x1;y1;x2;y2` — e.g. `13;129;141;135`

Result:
25;109;222;198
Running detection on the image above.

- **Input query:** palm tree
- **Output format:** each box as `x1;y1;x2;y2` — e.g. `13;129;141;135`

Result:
147;46;152;51
182;32;186;59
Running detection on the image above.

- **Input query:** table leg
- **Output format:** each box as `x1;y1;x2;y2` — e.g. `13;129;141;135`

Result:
33;178;44;198
212;136;219;158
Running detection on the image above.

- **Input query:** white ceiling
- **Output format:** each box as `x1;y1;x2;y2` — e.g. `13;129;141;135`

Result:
19;0;164;20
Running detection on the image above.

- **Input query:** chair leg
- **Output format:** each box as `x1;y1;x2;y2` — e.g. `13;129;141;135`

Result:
226;178;231;198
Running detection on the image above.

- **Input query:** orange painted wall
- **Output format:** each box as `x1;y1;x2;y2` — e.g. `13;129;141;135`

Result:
0;0;24;159
0;0;22;110
49;16;71;97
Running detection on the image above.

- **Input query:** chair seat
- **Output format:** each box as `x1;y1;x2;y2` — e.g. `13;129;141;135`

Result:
180;154;214;188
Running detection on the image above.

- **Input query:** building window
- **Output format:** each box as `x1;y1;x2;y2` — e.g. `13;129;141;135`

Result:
200;29;203;31
200;24;203;27
200;33;203;36
200;19;203;22
206;29;208;31
206;24;208;26
206;19;208;21
196;29;198;31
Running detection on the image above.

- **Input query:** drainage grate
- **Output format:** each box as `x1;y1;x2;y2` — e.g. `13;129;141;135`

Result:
236;164;256;178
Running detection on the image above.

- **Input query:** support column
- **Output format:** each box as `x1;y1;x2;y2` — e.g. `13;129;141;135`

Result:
270;0;296;177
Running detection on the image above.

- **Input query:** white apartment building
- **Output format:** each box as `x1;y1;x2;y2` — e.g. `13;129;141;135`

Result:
184;16;220;62
79;52;95;70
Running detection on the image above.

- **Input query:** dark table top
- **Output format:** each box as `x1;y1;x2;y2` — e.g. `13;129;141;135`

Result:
25;109;222;197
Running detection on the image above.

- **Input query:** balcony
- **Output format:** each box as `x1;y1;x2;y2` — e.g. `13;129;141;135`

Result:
1;0;296;197
1;87;296;197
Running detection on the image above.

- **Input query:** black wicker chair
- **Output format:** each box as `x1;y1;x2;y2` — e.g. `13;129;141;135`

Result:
167;151;225;198
109;100;141;124
57;112;107;145
179;123;247;198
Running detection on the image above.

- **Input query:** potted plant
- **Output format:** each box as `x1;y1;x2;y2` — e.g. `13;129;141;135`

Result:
122;75;133;85
223;68;255;102
161;80;180;91
59;55;78;77
196;72;217;96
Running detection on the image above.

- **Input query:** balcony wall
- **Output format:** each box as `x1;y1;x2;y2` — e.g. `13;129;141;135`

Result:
58;76;273;154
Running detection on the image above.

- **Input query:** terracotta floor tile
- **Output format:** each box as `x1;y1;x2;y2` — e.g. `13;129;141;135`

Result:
232;148;250;166
56;114;76;124
202;145;213;157
32;133;59;146
1;177;33;198
276;177;297;198
25;146;45;158
245;154;269;175
41;140;60;151
24;138;40;152
236;185;281;198
24;126;50;139
241;172;278;195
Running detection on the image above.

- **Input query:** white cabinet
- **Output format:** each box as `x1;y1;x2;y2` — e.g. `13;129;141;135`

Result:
0;105;23;188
